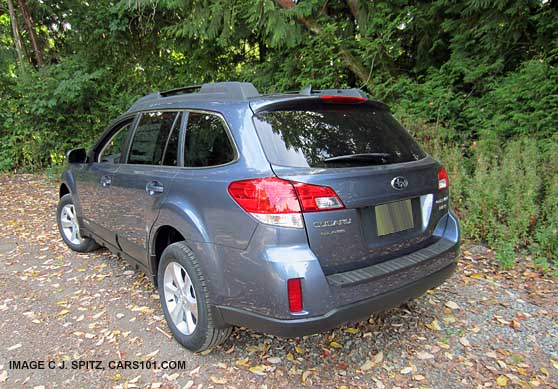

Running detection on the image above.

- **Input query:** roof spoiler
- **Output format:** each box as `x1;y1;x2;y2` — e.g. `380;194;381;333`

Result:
299;84;368;98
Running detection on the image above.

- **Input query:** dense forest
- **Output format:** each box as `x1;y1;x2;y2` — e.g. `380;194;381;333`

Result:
0;0;557;270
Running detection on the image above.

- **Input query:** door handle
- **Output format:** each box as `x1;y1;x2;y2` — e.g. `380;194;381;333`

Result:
146;181;164;196
100;175;112;187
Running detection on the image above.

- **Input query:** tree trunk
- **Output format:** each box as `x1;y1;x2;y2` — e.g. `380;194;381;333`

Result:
17;0;43;67
7;0;26;69
275;0;370;87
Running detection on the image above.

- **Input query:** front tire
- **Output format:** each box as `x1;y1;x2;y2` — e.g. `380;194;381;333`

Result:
57;194;100;252
158;242;232;352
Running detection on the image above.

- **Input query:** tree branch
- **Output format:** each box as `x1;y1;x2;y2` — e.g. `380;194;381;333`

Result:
17;0;43;67
275;0;370;86
7;0;26;70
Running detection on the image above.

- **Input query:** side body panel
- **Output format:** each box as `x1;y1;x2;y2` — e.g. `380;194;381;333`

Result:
71;162;120;246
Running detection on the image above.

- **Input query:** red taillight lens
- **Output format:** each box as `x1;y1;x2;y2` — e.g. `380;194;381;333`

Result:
287;278;303;312
292;182;345;212
228;178;345;227
320;95;367;104
438;167;449;190
228;178;301;214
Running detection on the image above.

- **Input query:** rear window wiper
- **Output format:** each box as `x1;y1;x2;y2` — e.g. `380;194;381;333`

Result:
323;153;392;163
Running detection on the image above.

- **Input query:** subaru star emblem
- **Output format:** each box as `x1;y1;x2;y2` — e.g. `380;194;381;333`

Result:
391;176;408;190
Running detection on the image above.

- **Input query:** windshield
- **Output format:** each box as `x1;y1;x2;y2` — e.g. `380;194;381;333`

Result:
253;104;426;168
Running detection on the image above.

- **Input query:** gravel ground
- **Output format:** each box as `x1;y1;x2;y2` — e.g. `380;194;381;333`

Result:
0;174;557;388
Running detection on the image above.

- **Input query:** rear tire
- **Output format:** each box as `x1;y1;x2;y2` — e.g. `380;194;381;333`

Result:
158;241;232;352
56;194;100;252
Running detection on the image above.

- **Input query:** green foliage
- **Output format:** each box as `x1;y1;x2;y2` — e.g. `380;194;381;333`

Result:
0;0;557;270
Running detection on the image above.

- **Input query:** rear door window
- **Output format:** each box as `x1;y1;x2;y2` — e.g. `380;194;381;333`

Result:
183;112;235;167
128;111;179;165
253;104;426;168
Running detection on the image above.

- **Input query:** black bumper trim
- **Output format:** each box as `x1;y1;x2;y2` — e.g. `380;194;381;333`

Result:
218;262;456;337
327;238;456;287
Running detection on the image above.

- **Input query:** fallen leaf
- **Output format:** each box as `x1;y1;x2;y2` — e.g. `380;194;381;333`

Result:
416;352;434;360
459;337;470;347
496;375;508;386
235;358;250;368
295;345;305;354
58;309;70;316
412;374;425;381
330;341;343;349
374;351;384;364
425;319;441;331
183;380;194;389
267;357;281;364
249;365;267;376
551;359;558;371
445;301;460;310
144;350;159;360
302;370;312;383
129;375;141;384
210;376;227;384
344;327;359;334
360;360;374;371
400;366;413;375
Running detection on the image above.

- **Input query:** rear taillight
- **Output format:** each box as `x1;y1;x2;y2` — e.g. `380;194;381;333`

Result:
292;182;344;212
287;278;303;312
438;167;449;190
228;178;303;228
228;178;345;228
320;95;367;104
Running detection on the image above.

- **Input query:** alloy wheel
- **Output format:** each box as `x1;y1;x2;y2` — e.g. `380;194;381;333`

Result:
163;262;198;335
60;204;85;245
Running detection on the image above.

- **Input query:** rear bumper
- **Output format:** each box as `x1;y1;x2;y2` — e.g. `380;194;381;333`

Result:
219;261;456;337
212;211;459;336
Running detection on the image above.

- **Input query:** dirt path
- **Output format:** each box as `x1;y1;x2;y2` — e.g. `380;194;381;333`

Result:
0;174;556;388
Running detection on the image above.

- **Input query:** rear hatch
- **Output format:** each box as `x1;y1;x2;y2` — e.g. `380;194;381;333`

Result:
251;97;450;275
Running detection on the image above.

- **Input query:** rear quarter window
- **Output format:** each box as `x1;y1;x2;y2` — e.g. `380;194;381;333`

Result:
183;112;236;167
253;104;426;168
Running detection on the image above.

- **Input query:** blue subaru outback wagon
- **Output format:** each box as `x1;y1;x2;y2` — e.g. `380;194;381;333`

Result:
57;82;460;351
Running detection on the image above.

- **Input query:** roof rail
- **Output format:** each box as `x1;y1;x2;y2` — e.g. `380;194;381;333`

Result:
199;82;260;100
159;82;260;100
299;84;367;98
160;85;202;97
127;82;261;112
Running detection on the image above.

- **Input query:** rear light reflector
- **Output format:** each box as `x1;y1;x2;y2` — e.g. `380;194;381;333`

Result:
438;167;449;190
228;178;345;227
287;278;303;312
292;182;345;212
320;95;367;104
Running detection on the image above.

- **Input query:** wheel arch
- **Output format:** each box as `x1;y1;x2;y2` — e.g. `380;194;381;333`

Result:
59;182;70;198
150;224;186;285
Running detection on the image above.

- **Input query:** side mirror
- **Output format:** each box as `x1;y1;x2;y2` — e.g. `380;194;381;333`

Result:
66;148;87;164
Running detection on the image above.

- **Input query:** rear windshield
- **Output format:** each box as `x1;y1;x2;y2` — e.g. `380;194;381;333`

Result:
253;104;426;168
